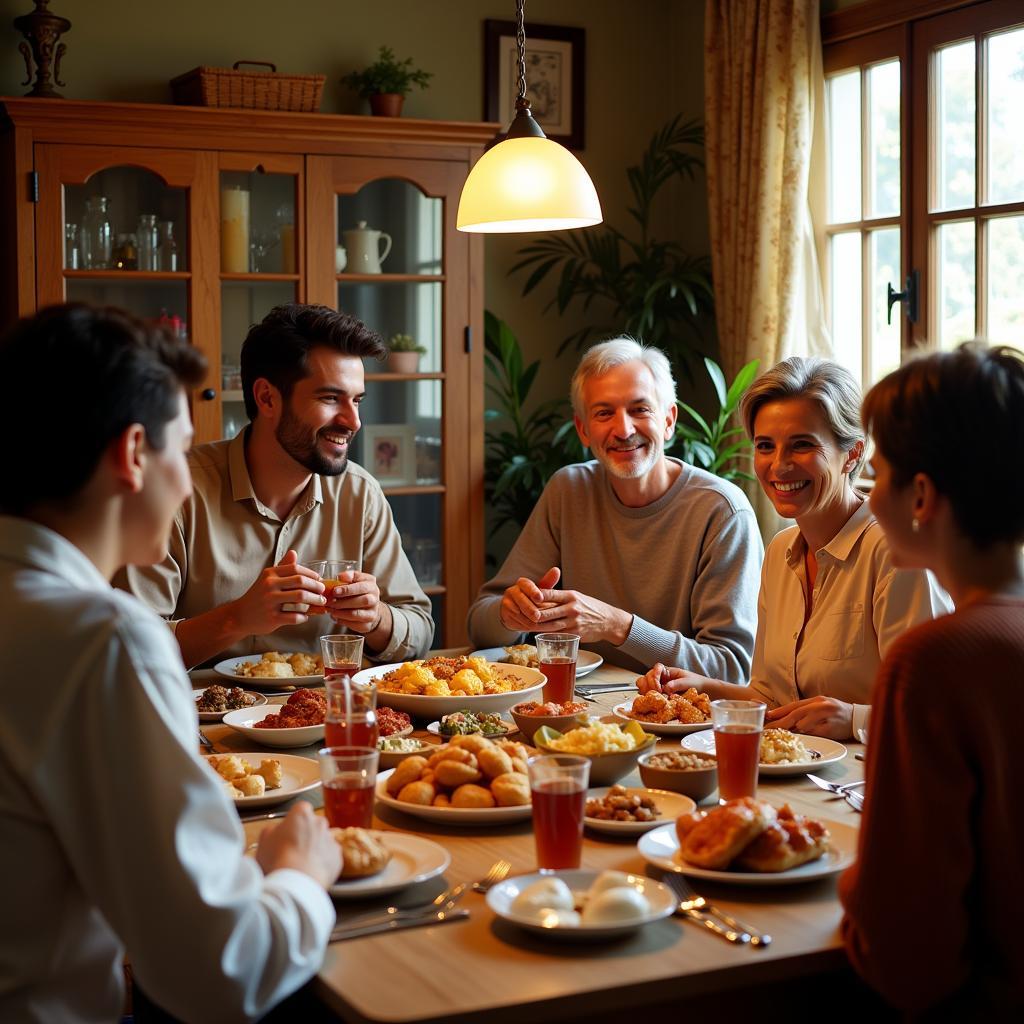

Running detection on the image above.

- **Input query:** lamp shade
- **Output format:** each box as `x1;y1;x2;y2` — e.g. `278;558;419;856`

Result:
457;136;603;233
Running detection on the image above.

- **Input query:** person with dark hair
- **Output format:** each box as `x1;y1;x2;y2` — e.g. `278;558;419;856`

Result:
124;303;433;668
0;304;341;1021
840;344;1024;1014
638;356;950;738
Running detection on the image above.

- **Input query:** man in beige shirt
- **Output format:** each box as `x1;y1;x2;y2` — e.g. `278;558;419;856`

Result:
124;304;433;667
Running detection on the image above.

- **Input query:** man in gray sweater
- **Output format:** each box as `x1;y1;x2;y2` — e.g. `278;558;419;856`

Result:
467;338;762;678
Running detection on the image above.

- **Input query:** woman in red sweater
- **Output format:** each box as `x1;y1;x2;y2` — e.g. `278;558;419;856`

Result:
840;344;1024;1015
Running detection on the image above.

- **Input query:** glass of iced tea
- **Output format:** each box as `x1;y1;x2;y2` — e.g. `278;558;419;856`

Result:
527;754;590;871
320;634;377;747
535;633;580;704
309;559;360;613
318;746;378;828
711;699;766;802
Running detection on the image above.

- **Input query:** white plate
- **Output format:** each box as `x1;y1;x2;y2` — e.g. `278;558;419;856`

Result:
213;654;323;689
194;688;267;723
354;662;545;719
205;752;321;809
221;705;325;748
470;647;604;679
610;700;713;736
486;870;676;939
679;732;848;775
637;821;855;885
329;833;450;899
584;787;696;836
425;716;518;739
374;768;533;825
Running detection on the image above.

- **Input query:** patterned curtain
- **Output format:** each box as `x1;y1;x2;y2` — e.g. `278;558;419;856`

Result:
704;0;830;537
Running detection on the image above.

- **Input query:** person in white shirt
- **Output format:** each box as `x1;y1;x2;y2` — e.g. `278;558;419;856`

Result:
639;356;951;739
0;303;340;1023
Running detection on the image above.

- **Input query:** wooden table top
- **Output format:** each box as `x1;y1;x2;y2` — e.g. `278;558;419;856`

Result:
195;657;864;1024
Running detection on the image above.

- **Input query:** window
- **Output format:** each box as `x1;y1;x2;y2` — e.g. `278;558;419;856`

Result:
823;0;1024;387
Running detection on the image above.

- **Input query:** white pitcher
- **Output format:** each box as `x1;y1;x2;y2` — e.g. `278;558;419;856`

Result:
342;221;392;274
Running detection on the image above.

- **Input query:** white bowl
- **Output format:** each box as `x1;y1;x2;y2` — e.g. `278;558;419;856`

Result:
354;662;546;720
221;704;325;748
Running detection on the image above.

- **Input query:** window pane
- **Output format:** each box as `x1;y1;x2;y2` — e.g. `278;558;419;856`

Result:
936;41;975;211
987;27;1024;205
868;61;901;218
869;229;901;383
830;231;863;383
828;71;861;223
937;221;976;348
987;215;1024;349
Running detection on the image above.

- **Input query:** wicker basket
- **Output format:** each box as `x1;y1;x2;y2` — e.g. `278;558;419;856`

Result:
170;61;325;112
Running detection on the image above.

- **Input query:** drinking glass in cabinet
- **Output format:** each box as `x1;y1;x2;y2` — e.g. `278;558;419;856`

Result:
276;204;295;274
137;214;159;271
158;221;178;271
80;196;112;269
64;223;79;269
221;184;250;273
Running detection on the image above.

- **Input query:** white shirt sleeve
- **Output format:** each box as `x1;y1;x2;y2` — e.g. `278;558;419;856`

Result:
48;614;334;1024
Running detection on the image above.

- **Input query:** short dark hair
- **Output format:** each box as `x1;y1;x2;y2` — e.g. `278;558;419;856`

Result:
862;343;1024;547
0;303;207;516
240;304;387;420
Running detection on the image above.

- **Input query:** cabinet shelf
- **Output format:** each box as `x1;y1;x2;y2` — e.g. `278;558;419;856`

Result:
220;272;300;282
336;273;444;283
64;269;191;281
383;484;445;497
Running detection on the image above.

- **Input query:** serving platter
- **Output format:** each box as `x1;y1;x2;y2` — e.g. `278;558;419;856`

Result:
213;654;323;689
374;769;532;826
221;705;324;748
583;787;696;836
469;647;604;679
194;687;267;723
611;699;713;736
204;752;321;809
680;732;848;775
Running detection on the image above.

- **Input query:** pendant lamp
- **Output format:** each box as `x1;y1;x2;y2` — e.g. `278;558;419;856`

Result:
457;1;602;233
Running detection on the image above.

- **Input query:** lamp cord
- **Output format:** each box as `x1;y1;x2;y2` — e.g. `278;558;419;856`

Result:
515;0;527;106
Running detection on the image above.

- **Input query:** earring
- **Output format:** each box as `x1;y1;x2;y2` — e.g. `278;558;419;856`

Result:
911;517;920;533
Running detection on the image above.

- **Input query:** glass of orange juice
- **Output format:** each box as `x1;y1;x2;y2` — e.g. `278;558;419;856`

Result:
309;559;359;611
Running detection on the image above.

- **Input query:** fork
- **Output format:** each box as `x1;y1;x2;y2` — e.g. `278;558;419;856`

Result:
472;859;511;893
805;773;864;796
663;872;771;948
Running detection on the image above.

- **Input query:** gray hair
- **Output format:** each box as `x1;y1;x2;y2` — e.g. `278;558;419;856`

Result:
740;356;865;479
570;337;677;419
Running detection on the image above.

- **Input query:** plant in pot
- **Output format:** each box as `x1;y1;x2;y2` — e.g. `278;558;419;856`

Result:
342;46;432;117
387;333;427;374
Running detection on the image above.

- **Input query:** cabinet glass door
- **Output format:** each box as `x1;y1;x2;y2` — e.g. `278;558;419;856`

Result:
35;144;219;438
218;155;303;440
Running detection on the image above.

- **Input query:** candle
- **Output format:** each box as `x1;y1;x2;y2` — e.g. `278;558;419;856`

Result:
220;186;250;273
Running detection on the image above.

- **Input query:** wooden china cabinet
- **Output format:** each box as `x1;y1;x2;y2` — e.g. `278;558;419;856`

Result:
0;97;497;647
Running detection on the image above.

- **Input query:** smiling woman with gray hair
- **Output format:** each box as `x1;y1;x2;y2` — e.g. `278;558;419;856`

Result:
639;355;952;739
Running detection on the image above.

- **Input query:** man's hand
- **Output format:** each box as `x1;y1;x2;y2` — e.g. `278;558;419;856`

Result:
325;570;382;632
498;566;562;632
230;550;325;636
531;586;633;645
255;801;341;888
766;695;853;739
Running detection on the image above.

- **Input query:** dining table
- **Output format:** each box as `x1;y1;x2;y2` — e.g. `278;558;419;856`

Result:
193;652;869;1023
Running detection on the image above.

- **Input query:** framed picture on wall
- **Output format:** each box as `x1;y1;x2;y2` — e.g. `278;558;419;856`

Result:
363;424;416;486
484;20;586;150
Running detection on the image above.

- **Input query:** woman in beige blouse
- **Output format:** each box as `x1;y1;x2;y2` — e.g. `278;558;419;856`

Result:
639;357;951;739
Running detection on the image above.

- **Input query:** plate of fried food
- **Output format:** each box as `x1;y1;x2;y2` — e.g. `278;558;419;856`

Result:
637;798;854;885
470;645;604;678
612;688;714;735
374;734;534;825
194;685;267;722
355;656;545;719
680;728;847;774
327;828;450;899
214;651;324;688
222;690;327;748
205;752;321;809
584;785;696;836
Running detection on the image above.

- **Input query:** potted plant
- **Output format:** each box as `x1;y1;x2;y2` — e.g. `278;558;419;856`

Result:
387;333;427;374
342;46;433;117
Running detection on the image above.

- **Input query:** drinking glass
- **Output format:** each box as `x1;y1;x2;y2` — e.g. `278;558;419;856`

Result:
320;634;376;747
535;633;580;704
527;754;590;871
318;746;378;828
309;559;360;595
711;699;765;802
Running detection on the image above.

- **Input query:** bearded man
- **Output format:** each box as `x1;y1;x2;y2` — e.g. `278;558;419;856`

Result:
124;303;432;667
467;337;761;677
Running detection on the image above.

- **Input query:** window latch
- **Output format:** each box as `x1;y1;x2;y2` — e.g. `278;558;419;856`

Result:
886;269;919;325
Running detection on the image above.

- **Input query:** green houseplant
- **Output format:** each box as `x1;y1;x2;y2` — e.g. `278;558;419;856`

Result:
511;114;714;379
342;46;433;116
484;312;583;545
387;333;427;374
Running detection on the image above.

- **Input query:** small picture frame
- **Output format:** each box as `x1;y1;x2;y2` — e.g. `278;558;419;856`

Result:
362;424;416;486
484;20;586;150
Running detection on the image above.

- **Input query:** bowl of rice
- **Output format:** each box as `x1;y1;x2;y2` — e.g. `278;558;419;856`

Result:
532;718;656;785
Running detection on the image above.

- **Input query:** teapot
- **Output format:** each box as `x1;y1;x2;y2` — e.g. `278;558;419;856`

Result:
342;221;392;274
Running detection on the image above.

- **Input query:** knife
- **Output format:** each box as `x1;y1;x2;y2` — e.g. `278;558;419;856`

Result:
330;908;470;942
